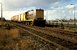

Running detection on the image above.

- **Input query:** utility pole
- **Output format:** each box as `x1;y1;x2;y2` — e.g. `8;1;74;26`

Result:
74;4;75;25
71;4;75;25
0;2;3;20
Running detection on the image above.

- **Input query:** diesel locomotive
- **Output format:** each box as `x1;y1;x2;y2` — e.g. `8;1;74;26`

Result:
11;9;45;26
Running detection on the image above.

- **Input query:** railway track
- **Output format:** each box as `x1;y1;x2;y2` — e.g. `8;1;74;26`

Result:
25;26;77;49
10;24;69;50
11;22;77;50
27;26;77;44
44;27;77;36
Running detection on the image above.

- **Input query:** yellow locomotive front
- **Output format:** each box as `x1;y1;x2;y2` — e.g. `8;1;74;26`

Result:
36;9;44;19
26;9;44;20
33;9;45;26
25;9;45;26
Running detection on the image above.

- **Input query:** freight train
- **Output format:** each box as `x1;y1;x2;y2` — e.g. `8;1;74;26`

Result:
11;9;46;26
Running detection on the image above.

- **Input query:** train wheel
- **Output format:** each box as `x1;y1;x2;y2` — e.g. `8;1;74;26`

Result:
29;22;31;25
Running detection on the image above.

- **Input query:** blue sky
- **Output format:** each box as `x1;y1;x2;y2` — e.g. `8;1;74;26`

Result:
0;0;77;20
45;0;77;20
